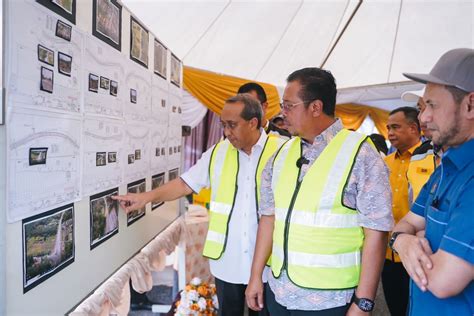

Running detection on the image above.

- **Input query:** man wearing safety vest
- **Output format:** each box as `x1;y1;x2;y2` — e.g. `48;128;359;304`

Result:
383;106;423;316
114;94;285;316
401;89;440;203
246;68;394;315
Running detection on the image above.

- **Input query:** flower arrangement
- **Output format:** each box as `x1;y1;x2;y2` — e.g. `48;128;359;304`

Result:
174;277;218;316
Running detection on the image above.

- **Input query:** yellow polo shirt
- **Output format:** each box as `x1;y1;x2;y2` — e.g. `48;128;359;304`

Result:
384;141;421;261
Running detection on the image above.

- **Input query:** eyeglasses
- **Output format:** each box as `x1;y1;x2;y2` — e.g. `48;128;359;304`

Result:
279;100;313;111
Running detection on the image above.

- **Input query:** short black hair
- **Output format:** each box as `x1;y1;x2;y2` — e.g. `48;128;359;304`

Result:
389;106;421;132
225;94;263;128
237;82;267;104
286;68;337;116
369;133;388;155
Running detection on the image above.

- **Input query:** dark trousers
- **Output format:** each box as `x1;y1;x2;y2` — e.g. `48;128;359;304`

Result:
265;283;351;316
215;277;269;316
381;259;410;316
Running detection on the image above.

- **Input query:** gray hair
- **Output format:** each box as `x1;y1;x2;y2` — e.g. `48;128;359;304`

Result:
225;93;263;128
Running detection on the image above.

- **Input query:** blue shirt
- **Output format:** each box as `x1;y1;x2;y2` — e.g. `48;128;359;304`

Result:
410;138;474;315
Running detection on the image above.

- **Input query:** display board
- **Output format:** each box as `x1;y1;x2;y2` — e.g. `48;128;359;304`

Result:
2;0;184;314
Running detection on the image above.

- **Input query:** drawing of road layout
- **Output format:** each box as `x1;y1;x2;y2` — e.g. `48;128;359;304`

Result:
7;108;81;222
151;75;169;126
149;122;169;175
123;120;151;183
167;86;183;169
7;0;82;114
82;115;124;196
123;61;152;122
84;35;125;117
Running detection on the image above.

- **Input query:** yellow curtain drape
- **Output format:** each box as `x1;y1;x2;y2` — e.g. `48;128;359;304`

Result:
183;66;281;119
336;104;390;139
184;66;390;138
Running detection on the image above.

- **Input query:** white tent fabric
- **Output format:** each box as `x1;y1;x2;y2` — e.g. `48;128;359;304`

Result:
122;0;473;98
182;89;208;128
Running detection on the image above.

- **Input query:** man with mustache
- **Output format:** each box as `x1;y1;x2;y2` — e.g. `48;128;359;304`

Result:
114;94;284;316
383;106;422;316
390;48;474;315
246;67;393;315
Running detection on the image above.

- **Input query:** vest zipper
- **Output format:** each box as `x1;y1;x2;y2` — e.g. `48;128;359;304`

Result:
282;164;303;271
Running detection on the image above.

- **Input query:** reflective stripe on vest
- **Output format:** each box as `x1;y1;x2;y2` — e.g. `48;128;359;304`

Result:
271;129;366;289
203;136;285;260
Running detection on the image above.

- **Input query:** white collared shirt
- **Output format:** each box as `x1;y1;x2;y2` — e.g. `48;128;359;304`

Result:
181;130;269;284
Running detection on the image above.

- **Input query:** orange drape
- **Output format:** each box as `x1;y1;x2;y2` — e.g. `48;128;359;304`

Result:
336;104;389;138
183;66;281;119
184;66;390;138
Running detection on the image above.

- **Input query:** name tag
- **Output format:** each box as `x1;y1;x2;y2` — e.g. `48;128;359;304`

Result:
417;167;432;174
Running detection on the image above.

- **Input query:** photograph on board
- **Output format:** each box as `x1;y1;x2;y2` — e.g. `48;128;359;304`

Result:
56;20;72;41
154;40;167;78
37;0;76;23
23;204;74;293
100;76;110;90
94;0;121;45
168;168;179;181
110;80;118;96
96;152;106;166
58;52;72;76
29;147;48;166
108;152;117;163
151;173;165;210
126;179;146;225
130;88;137;104
40;67;54;94
37;45;54;66
90;188;119;249
170;54;181;87
89;73;99;93
130;17;149;67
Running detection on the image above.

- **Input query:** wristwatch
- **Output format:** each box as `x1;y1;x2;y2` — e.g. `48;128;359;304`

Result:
352;294;375;312
389;231;405;254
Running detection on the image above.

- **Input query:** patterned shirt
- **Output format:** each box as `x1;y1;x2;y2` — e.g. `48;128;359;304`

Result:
260;119;394;311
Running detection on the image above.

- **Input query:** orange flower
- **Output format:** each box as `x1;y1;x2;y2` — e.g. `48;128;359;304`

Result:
191;303;200;311
197;285;208;296
210;287;217;295
185;285;193;291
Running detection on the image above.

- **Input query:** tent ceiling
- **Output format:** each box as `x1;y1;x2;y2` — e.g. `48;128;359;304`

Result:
123;0;473;92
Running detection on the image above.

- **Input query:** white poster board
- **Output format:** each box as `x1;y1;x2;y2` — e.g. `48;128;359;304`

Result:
3;0;184;314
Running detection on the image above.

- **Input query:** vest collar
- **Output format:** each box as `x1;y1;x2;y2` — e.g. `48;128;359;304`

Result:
395;141;421;159
303;119;344;147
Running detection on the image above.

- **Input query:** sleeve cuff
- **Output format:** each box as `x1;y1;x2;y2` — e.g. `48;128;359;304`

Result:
180;174;201;194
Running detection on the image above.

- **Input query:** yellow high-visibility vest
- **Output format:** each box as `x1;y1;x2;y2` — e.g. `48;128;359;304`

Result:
202;135;285;259
271;129;366;289
407;141;437;204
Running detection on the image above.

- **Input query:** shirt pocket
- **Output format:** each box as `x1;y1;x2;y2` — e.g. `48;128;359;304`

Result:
425;205;449;250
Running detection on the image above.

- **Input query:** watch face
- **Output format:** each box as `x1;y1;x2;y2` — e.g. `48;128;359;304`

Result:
359;298;374;312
